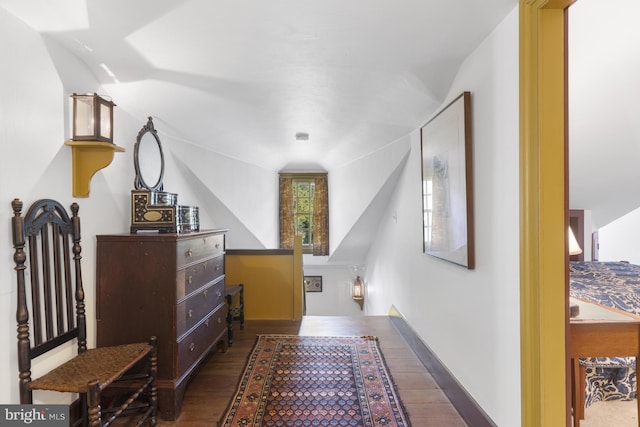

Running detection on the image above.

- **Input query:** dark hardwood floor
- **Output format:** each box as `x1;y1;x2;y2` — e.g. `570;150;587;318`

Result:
133;316;466;426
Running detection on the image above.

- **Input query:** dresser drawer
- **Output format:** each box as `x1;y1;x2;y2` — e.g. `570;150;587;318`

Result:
177;233;224;268
177;305;227;377
176;254;224;300
176;279;225;338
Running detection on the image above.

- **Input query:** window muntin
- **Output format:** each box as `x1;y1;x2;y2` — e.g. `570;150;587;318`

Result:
293;179;315;250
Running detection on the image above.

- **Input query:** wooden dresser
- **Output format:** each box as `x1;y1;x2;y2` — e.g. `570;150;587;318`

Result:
96;229;229;420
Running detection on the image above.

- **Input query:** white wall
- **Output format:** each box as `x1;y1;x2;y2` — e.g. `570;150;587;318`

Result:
302;264;365;316
568;0;640;229
597;207;640;264
365;7;520;426
0;8;138;404
158;139;277;249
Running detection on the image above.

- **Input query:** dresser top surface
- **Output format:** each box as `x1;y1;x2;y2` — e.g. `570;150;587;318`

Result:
97;229;228;241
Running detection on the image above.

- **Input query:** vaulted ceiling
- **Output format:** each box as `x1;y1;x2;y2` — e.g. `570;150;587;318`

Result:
3;0;640;235
568;0;640;228
0;0;517;173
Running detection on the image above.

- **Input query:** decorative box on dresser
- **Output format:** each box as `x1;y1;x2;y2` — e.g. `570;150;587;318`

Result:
96;229;229;420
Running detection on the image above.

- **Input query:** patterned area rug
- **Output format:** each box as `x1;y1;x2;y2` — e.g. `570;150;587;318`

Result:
219;335;410;426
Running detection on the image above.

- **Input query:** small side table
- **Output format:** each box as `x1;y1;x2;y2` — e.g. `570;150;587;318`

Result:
570;298;640;427
225;284;245;346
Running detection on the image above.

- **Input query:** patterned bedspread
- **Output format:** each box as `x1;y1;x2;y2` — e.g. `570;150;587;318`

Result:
570;261;640;315
570;261;640;406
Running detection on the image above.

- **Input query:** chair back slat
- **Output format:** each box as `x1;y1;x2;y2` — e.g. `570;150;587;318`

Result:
62;233;75;332
40;227;55;342
50;223;70;338
27;236;43;346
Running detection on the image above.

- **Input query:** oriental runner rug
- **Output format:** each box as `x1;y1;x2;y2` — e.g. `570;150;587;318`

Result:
219;335;410;426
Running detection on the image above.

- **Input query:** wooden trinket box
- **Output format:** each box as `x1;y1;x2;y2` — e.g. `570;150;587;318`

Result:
130;190;199;233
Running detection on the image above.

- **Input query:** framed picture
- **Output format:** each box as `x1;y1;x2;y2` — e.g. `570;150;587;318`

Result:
420;91;474;269
303;275;323;292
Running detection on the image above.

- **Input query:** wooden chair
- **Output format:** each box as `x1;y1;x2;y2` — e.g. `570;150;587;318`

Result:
11;198;158;427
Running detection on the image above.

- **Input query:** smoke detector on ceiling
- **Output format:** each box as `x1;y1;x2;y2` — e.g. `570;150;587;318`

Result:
295;132;309;142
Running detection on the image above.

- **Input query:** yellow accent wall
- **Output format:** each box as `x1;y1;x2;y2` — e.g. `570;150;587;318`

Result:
225;236;304;321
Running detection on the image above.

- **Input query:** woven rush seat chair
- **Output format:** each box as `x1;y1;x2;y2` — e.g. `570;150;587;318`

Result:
11;198;158;427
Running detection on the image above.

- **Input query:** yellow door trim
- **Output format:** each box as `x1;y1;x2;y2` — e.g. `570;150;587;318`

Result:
520;0;574;425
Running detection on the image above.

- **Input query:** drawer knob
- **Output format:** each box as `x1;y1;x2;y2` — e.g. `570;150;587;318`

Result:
186;249;193;258
203;261;208;270
217;317;222;324
215;263;220;271
205;319;210;327
189;342;195;352
215;243;220;249
216;290;222;298
188;276;193;284
188;309;193;318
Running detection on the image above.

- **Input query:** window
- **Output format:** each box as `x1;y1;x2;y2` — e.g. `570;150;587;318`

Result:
423;179;433;246
279;173;329;255
293;179;314;247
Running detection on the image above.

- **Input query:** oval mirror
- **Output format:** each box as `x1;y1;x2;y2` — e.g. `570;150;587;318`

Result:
133;117;165;191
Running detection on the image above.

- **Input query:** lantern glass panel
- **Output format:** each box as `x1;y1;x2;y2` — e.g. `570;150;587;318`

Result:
74;96;95;138
99;103;112;139
352;277;364;298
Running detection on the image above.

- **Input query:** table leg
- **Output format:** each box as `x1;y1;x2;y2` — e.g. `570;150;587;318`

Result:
226;293;234;346
572;358;581;427
636;356;640;427
578;363;586;422
238;285;245;329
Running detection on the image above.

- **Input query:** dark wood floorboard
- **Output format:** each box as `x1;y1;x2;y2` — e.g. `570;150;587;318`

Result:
118;316;467;426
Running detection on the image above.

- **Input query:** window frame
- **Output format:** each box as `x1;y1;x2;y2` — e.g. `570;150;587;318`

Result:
279;172;329;255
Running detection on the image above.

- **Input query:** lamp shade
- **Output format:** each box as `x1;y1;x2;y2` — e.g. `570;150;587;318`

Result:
568;227;582;256
71;93;115;143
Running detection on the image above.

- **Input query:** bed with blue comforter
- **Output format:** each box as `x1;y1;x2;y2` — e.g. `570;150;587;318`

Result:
570;261;640;407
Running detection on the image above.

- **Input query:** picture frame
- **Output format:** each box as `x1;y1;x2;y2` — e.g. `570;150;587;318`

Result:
303;275;323;292
420;91;474;269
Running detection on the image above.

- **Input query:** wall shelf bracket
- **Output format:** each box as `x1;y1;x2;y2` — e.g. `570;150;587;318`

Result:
64;141;125;197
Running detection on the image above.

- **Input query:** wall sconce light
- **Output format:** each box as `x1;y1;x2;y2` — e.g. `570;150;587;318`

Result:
71;93;116;143
352;275;364;310
350;265;366;310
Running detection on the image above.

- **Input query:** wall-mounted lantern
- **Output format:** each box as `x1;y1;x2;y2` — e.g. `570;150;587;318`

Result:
65;93;123;197
71;93;116;143
350;265;366;311
352;275;364;310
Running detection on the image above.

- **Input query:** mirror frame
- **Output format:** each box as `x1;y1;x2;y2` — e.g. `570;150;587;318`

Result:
133;116;165;191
